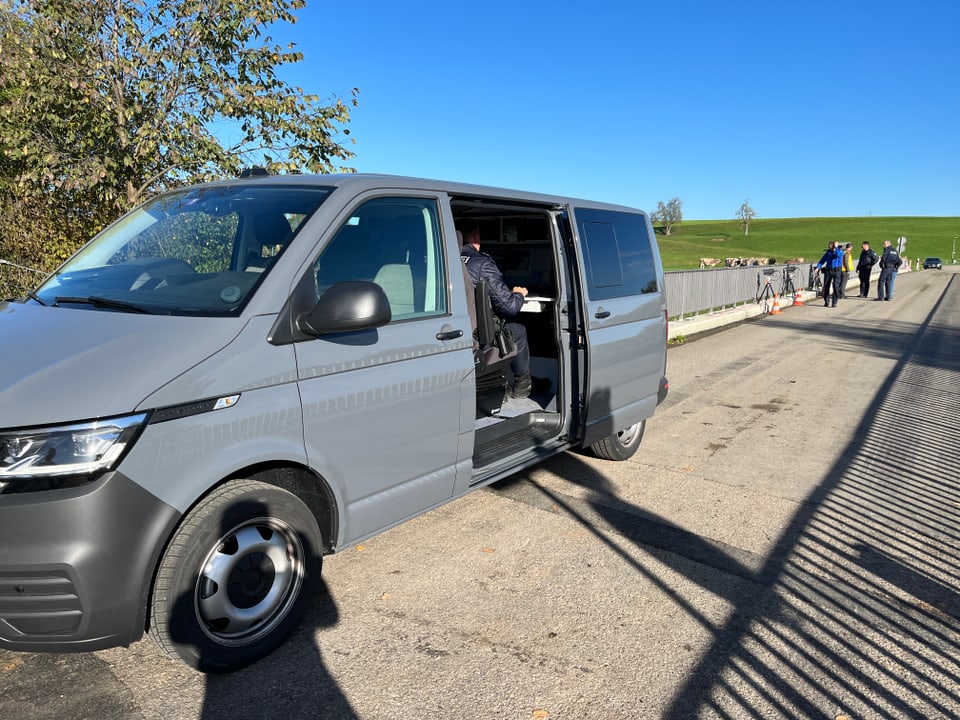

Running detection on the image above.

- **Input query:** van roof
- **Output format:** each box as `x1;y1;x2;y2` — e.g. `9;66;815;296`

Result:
216;173;647;216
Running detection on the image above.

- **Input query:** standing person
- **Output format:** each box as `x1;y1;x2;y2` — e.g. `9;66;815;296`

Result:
459;218;532;398
814;241;844;308
839;242;854;298
856;241;878;297
876;239;902;301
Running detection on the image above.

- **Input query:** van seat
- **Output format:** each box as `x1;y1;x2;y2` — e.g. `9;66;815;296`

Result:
374;263;415;317
246;212;292;272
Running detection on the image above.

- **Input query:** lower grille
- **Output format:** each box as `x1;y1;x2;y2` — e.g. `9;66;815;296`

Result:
0;570;82;637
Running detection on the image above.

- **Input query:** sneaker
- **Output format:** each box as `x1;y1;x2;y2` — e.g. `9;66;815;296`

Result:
512;372;532;399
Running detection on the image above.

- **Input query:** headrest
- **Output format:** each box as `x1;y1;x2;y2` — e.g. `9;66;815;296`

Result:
252;212;292;247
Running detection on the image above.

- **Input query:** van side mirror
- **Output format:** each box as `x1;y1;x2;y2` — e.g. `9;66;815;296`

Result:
299;281;392;336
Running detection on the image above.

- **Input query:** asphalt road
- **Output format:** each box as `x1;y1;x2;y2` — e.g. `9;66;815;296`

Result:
3;268;959;720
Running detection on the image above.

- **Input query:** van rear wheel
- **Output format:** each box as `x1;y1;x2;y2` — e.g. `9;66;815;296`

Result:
149;479;323;673
590;420;646;461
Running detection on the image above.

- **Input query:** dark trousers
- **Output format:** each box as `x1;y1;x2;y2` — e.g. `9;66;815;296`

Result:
878;268;895;300
839;271;849;298
506;322;530;378
822;268;841;306
857;268;872;296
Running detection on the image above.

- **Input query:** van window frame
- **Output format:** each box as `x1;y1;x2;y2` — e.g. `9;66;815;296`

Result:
574;207;659;301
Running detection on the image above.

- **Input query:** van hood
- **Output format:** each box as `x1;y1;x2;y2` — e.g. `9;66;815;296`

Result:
0;302;245;428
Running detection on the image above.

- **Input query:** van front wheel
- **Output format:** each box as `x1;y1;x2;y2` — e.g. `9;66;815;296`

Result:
590;420;646;461
149;479;323;673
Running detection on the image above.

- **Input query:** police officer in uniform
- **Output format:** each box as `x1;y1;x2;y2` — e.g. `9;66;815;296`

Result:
856;241;877;297
459;219;532;398
814;241;844;308
876;239;902;301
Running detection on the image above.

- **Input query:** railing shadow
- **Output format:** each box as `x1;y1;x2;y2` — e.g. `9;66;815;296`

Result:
494;276;960;717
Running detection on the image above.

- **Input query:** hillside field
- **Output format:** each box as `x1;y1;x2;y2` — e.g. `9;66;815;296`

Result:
653;217;960;270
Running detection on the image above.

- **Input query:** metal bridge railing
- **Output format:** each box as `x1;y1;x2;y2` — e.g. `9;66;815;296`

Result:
663;263;815;320
2;256;879;319
0;259;48;301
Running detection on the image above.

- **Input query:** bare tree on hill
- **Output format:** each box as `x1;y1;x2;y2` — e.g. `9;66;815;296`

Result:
651;197;683;236
736;200;757;236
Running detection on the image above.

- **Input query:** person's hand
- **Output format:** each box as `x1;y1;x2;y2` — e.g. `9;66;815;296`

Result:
513;286;528;297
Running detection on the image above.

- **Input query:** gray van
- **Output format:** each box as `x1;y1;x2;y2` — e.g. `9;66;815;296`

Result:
0;174;668;671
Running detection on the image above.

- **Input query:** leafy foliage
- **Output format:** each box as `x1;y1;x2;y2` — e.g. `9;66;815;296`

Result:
651;197;683;236
0;0;357;271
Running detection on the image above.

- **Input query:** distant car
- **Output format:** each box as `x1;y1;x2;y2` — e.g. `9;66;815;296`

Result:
923;257;943;270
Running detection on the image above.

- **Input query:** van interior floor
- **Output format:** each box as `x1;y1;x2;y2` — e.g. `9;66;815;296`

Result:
475;396;545;429
473;395;562;469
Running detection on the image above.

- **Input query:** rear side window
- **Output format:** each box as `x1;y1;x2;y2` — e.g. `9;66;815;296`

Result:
575;208;658;300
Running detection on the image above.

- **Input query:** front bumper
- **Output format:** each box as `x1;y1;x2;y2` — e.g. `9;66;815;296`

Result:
0;471;180;651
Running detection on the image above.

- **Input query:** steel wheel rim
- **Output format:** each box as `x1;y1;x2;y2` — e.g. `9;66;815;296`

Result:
195;517;305;646
617;422;641;447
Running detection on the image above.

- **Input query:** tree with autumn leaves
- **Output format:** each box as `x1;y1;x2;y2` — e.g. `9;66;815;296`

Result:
0;0;357;271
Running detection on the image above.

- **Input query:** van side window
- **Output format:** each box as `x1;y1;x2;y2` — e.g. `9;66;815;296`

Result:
575;208;658;300
312;197;447;320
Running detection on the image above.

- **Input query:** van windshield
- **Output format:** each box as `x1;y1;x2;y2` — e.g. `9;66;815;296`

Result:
33;184;331;316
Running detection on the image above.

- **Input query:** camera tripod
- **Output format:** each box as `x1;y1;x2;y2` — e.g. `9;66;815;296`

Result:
781;265;798;298
755;268;779;311
809;267;823;297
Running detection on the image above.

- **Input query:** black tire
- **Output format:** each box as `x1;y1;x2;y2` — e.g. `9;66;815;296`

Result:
589;420;646;461
149;479;323;673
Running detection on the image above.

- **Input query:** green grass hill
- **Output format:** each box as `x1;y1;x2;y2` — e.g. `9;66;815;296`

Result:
654;217;959;270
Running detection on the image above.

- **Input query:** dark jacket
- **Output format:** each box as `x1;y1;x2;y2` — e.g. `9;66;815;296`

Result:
816;246;844;270
879;245;902;271
856;248;878;271
461;244;524;317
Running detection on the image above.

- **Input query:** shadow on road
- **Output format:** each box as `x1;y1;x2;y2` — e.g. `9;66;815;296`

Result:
162;496;359;720
197;581;357;720
495;275;960;717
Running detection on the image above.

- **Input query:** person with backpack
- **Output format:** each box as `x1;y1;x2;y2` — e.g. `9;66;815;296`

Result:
814;241;845;308
856;241;878;297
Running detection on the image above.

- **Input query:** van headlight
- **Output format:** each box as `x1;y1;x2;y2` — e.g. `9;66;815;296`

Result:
0;414;147;491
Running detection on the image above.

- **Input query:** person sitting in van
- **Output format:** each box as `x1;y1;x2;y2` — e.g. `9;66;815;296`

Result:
458;218;532;399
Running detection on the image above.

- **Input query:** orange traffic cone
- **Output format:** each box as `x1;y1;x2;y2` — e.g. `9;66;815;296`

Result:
770;293;782;314
794;289;804;306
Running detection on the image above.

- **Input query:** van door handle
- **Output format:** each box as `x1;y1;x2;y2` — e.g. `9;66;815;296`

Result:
436;329;464;341
594;308;611;319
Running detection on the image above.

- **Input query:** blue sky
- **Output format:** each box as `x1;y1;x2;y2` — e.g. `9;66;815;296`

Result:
268;0;959;220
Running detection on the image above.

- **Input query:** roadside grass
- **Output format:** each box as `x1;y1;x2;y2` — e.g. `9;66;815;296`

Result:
655;217;960;270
